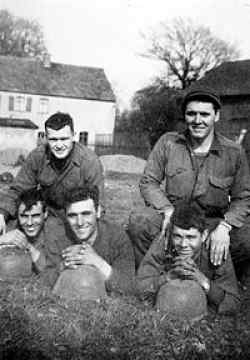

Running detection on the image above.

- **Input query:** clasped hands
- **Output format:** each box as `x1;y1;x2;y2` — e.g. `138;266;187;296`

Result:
62;243;100;269
166;256;210;292
62;243;112;279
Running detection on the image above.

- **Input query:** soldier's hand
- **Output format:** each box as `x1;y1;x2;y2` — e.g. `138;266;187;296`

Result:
171;256;197;279
209;223;230;266
0;214;6;235
62;244;82;258
0;229;27;248
62;244;83;269
160;207;174;239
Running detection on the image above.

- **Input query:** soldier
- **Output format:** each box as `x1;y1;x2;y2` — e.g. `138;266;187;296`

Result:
137;203;240;316
0;189;66;275
0;112;104;232
46;186;135;296
128;88;250;287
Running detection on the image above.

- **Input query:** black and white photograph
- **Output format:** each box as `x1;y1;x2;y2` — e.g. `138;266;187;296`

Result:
0;0;250;359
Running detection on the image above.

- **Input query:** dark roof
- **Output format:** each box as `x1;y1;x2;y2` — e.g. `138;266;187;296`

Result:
0;56;115;102
0;117;38;129
194;60;250;96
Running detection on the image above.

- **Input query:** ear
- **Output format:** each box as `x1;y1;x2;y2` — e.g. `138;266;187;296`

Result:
214;110;220;123
96;205;101;219
201;229;208;243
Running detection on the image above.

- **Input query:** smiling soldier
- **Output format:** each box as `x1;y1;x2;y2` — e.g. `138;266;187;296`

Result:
0;112;104;231
128;87;250;285
137;203;240;316
0;189;54;273
46;186;135;298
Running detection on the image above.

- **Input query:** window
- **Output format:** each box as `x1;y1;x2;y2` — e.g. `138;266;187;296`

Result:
37;131;46;146
8;95;32;112
79;131;88;146
39;98;49;114
9;96;14;111
15;96;25;112
26;97;32;112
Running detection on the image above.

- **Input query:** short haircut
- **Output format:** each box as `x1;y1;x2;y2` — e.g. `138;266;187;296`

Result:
64;186;99;211
18;188;46;212
45;112;74;133
171;202;206;234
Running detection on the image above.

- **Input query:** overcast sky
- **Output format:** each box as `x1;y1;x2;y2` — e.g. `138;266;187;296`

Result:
1;0;250;108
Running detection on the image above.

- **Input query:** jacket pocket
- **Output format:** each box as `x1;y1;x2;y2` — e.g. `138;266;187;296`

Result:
166;168;191;199
209;176;233;189
206;176;233;208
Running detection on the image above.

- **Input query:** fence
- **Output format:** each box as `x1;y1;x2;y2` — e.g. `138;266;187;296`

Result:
37;131;151;159
79;131;150;159
93;143;150;159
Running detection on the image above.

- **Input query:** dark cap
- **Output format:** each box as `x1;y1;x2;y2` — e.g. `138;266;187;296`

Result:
182;88;221;113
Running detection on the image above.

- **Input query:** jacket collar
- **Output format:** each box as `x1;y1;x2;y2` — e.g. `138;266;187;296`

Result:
176;129;223;156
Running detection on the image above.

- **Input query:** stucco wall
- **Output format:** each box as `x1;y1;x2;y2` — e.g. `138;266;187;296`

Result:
0;91;116;147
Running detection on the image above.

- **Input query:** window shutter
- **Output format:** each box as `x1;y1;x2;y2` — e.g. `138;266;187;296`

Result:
9;96;14;111
26;97;32;112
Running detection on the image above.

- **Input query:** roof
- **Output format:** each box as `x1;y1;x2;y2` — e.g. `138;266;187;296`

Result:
194;60;250;96
0;117;38;129
0;56;115;102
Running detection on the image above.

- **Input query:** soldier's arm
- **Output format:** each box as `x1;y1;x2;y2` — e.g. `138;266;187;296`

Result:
136;234;169;300
139;135;174;212
0;149;41;222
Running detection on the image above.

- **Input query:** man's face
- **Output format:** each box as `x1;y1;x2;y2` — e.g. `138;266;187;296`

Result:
185;101;219;142
172;225;206;258
66;198;99;242
46;125;74;159
18;201;47;239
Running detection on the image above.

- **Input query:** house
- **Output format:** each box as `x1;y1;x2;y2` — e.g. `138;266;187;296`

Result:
0;55;116;151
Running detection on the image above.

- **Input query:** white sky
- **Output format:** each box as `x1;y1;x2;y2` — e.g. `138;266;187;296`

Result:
1;0;250;108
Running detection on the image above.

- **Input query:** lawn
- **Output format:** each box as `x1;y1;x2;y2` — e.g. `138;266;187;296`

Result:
0;170;250;360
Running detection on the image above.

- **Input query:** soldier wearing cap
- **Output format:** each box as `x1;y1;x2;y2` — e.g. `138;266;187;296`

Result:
128;87;250;284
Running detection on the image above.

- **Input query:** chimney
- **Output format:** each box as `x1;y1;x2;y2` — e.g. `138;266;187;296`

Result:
43;52;51;68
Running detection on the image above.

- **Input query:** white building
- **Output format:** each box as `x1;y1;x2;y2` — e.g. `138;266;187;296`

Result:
0;55;116;151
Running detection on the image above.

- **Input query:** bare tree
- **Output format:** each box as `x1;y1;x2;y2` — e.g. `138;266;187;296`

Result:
142;18;240;89
0;9;47;58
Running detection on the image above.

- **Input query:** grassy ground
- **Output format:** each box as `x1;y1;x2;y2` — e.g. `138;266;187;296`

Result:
0;171;250;360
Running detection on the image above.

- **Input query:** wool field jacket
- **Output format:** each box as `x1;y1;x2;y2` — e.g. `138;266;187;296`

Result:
0;142;105;219
137;235;241;314
140;131;250;228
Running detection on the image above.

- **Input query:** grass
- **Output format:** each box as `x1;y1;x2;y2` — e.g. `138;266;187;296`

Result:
1;170;250;359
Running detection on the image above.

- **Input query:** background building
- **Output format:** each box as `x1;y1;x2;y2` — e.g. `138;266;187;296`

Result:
0;55;116;152
194;60;250;141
